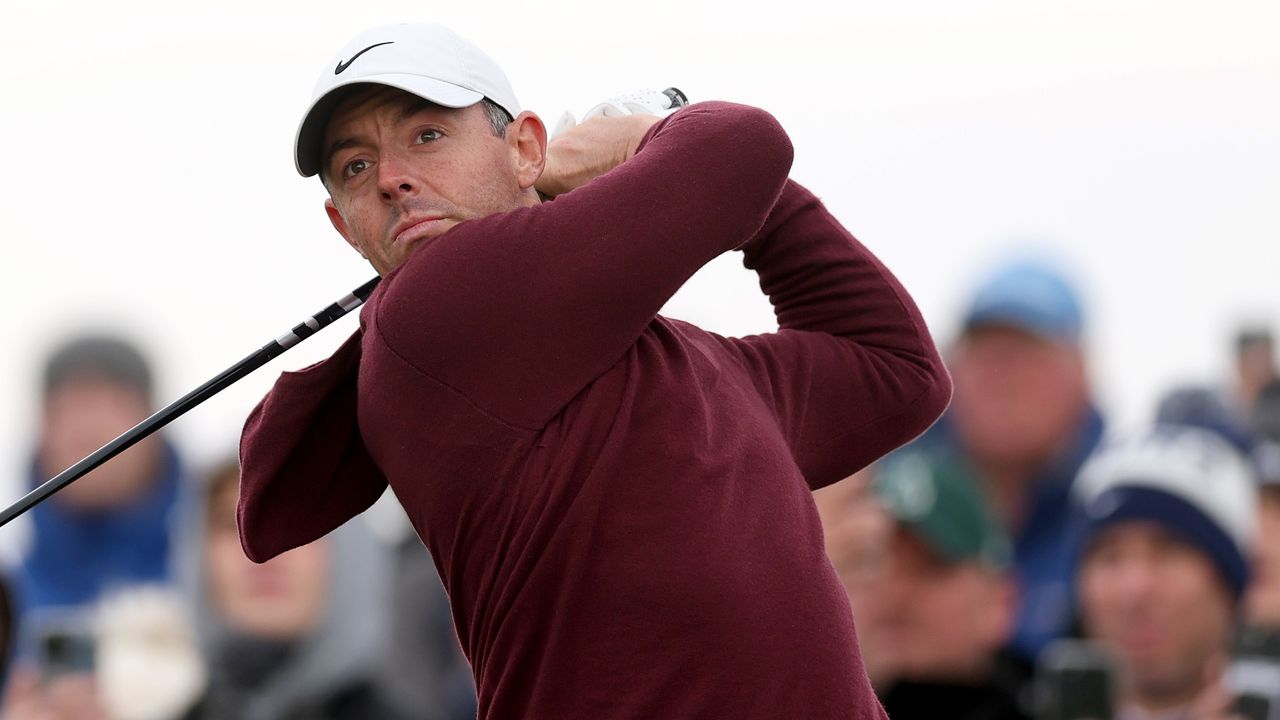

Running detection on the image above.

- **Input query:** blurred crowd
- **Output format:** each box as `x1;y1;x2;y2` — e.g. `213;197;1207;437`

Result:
816;260;1280;720
1;257;1278;720
0;336;474;719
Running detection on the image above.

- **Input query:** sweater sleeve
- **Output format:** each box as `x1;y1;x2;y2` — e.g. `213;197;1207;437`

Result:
237;329;388;562
729;181;952;490
370;101;794;430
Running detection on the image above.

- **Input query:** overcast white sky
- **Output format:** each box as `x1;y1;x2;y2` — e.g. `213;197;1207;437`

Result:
1;1;1277;542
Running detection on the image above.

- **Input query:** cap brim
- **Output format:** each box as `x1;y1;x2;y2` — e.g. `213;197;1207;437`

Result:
294;74;484;177
899;517;969;564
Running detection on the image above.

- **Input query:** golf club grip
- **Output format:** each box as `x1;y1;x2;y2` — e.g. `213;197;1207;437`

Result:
0;276;381;528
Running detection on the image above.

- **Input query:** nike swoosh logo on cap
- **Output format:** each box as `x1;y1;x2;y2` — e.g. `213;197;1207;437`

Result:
335;41;394;75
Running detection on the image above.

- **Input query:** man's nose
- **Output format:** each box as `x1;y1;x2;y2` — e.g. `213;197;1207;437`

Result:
1111;561;1157;603
377;155;416;201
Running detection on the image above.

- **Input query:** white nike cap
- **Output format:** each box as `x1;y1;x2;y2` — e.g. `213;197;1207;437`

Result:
294;23;522;177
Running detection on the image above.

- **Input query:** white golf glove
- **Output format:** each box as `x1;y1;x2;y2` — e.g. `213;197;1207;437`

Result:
551;87;689;139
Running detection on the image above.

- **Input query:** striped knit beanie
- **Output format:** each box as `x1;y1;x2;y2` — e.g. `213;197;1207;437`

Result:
1075;425;1258;599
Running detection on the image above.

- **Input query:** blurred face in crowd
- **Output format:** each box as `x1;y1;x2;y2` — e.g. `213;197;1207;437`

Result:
841;526;1015;687
815;473;893;591
1079;522;1234;710
1247;489;1280;628
1237;337;1276;401
204;475;329;640
321;87;545;276
949;324;1087;469
40;377;159;510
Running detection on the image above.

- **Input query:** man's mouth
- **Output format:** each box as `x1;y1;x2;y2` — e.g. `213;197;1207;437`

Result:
1117;624;1167;656
393;216;448;246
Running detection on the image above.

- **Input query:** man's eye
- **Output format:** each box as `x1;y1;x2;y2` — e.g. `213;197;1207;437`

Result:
416;129;442;144
343;159;370;179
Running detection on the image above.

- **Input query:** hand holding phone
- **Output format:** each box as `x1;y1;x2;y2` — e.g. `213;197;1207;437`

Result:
1034;639;1114;720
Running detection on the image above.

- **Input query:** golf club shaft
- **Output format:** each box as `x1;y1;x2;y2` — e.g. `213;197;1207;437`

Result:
0;276;381;528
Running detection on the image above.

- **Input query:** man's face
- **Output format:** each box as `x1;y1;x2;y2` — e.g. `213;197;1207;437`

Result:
1238;338;1276;392
1246;489;1280;627
1079;522;1234;705
205;480;329;640
321;87;541;275
41;378;159;510
949;324;1087;468
847;527;1014;686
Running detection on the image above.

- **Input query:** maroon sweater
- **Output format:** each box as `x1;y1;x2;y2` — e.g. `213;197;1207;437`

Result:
239;102;951;719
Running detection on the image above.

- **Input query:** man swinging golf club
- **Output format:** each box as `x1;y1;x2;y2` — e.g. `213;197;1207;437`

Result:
238;21;952;719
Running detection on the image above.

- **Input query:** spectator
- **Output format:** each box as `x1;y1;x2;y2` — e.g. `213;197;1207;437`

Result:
1246;439;1280;630
0;569;13;689
181;459;403;720
21;333;186;612
932;259;1104;662
1234;327;1276;419
1074;425;1257;718
1154;384;1254;456
377;525;477;720
818;446;1026;719
1250;379;1280;443
0;587;204;720
814;470;893;604
1244;379;1280;631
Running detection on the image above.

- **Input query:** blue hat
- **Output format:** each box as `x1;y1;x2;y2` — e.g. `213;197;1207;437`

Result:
963;260;1083;343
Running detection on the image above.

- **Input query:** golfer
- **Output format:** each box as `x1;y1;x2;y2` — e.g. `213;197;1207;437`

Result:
238;22;951;719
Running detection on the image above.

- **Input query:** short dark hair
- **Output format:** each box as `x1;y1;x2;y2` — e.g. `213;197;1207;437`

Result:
1237;327;1274;357
479;97;513;136
42;333;152;402
319;97;512;192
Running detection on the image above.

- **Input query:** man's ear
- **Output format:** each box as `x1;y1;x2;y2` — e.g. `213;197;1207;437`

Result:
325;199;365;258
507;111;547;192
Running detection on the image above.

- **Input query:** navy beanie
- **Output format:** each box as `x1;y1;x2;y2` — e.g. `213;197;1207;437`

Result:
1076;425;1257;600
